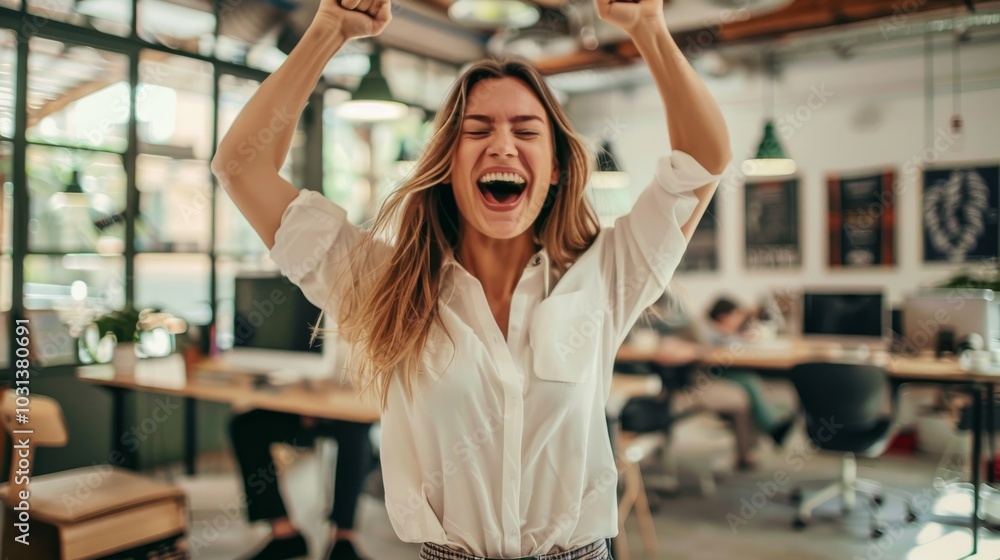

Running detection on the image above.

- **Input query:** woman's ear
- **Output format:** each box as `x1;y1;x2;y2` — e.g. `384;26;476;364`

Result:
550;162;560;186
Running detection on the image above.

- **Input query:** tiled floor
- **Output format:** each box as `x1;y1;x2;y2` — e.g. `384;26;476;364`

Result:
8;411;998;559
174;414;1000;560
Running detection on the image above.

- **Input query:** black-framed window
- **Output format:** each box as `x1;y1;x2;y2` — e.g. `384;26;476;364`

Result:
0;2;453;375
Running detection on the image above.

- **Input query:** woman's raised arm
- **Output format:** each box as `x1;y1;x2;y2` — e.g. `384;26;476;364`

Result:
596;0;732;241
211;0;392;248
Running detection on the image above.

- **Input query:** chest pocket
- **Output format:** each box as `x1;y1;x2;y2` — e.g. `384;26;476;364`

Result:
529;290;605;384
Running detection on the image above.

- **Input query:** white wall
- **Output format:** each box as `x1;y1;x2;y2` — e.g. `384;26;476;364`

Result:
567;34;1000;314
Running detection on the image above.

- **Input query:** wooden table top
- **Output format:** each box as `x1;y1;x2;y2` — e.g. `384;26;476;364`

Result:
623;338;1000;384
77;359;382;423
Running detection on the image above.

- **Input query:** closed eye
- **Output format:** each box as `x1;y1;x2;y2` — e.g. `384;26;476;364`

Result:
516;130;541;137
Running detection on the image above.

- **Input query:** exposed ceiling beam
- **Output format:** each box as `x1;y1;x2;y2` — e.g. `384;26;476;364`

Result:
716;0;961;42
533;0;977;74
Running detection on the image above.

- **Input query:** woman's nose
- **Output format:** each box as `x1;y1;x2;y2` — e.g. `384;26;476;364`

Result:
487;132;517;158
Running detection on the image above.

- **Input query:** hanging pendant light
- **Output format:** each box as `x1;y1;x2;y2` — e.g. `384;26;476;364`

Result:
591;140;630;190
336;49;409;123
49;169;91;209
448;0;540;30
742;52;796;177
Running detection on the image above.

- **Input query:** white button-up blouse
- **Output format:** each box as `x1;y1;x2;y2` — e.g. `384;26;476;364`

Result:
269;150;721;558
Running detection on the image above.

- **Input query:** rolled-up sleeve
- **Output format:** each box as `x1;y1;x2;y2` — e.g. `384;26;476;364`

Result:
603;149;724;342
269;190;380;315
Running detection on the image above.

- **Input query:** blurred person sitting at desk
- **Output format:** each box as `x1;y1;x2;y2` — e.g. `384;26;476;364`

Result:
230;408;373;560
617;292;791;470
705;296;794;446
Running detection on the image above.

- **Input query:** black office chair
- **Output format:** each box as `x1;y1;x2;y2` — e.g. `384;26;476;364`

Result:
787;362;918;537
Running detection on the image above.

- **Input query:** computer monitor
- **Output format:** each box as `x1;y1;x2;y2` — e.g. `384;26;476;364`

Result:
903;289;1000;354
223;275;338;381
233;275;322;354
801;291;886;344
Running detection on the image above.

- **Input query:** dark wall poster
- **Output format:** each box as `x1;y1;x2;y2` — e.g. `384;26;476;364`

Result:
827;170;896;268
745;178;800;269
677;196;718;272
922;163;1000;263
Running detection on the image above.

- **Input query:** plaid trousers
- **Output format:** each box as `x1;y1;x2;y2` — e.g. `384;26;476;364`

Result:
419;539;612;560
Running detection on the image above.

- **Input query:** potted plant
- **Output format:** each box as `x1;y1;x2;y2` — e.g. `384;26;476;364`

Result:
937;259;1000;291
94;307;142;372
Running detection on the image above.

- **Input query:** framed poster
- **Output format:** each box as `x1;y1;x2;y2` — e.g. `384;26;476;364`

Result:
677;196;718;272
745;177;800;269
827;170;896;268
922;163;1000;263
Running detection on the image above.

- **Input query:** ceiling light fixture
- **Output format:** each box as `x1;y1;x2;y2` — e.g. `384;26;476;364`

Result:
591;141;630;190
49;169;91;209
448;0;540;30
335;49;409;123
742;52;796;177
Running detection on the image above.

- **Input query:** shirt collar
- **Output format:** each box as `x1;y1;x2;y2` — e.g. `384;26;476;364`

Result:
440;247;550;271
439;247;559;302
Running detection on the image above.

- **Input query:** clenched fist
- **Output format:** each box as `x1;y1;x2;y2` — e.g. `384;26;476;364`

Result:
594;0;665;36
315;0;393;40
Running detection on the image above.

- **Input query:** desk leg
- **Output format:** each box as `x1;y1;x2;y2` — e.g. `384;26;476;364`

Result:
110;387;138;470
971;383;982;556
988;383;995;484
606;415;620;559
184;397;197;476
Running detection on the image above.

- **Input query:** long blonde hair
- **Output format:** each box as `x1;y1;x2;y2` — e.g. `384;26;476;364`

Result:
333;58;600;408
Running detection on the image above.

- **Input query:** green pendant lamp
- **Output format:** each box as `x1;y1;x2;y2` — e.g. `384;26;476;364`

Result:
49;169;91;209
336;49;409;123
742;53;796;177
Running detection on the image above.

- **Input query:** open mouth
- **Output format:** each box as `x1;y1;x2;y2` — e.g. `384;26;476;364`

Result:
477;173;527;209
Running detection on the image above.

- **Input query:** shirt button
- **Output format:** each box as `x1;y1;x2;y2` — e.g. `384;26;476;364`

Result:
531;256;542;266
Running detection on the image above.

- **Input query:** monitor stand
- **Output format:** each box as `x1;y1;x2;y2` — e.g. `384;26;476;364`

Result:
218;348;332;379
801;336;888;362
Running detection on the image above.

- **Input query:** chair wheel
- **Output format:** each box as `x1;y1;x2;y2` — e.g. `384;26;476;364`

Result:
906;507;918;523
871;523;889;539
872;495;884;507
790;488;803;505
793;516;808;530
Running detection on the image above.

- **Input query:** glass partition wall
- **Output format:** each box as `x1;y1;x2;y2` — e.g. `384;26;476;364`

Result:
0;1;447;375
0;2;323;373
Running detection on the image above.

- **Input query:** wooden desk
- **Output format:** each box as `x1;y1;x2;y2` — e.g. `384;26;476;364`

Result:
689;340;998;383
77;359;381;474
618;338;999;557
78;364;380;422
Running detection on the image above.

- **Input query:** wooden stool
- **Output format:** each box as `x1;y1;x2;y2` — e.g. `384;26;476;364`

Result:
615;431;663;560
0;393;187;559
